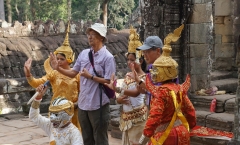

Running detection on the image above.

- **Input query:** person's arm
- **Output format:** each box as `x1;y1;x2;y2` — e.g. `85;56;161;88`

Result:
138;89;166;145
105;74;141;97
181;93;196;129
49;52;79;78
29;84;51;137
57;67;79;78
117;88;140;97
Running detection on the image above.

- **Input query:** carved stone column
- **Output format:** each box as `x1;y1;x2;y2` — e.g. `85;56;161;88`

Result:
229;0;240;144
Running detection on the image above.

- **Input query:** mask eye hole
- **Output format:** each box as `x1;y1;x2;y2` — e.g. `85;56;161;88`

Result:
51;113;58;116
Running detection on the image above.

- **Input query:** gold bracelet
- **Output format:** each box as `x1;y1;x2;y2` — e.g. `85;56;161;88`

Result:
31;100;40;109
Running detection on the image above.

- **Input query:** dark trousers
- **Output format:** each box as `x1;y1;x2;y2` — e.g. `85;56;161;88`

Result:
78;103;110;145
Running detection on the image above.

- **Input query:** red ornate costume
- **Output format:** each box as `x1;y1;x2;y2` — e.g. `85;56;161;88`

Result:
144;74;196;145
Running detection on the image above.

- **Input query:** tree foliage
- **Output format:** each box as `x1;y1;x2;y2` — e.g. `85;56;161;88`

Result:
5;0;138;30
108;0;135;29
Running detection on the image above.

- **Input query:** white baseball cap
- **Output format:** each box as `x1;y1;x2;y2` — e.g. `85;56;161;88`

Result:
86;23;107;43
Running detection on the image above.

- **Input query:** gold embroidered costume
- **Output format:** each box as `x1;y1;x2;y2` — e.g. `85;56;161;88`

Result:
29;98;83;145
140;25;197;145
27;23;80;130
118;26;147;145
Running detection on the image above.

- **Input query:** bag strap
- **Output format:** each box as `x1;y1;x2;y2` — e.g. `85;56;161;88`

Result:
88;50;101;77
88;50;103;124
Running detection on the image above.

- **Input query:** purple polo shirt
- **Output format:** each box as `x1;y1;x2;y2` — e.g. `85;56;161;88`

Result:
73;46;116;111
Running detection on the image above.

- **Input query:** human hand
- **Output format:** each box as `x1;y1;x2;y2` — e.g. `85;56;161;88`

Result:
35;84;48;100
80;68;91;79
49;52;59;70
104;73;117;91
24;58;32;77
127;63;140;82
116;95;129;105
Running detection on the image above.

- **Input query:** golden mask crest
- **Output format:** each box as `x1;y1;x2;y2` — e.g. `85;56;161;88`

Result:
54;22;75;63
127;25;142;63
151;25;184;83
49;97;74;116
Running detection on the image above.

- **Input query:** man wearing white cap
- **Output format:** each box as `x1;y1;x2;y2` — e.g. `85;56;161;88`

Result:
50;23;116;145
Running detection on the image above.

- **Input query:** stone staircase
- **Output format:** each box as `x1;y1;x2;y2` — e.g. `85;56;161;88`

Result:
190;70;238;145
108;70;239;144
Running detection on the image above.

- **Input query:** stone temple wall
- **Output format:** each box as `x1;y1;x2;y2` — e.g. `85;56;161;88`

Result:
0;20;130;114
187;0;237;92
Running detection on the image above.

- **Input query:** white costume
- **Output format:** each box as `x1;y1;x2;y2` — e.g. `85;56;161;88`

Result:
119;75;147;145
29;98;83;145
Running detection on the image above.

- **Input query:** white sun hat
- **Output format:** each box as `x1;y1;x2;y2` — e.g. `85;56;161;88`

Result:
86;23;108;43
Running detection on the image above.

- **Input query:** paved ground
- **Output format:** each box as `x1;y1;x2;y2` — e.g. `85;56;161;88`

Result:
0;114;121;145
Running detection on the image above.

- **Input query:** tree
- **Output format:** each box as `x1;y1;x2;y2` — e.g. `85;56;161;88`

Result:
108;0;135;29
71;0;101;21
67;0;71;20
6;0;12;23
102;0;109;26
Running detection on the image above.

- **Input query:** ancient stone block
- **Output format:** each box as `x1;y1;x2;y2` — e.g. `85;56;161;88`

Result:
189;23;211;44
189;44;208;58
0;38;17;51
191;0;212;4
206;113;234;132
190;57;209;74
112;43;123;53
225;98;235;114
3;27;18;37
0;42;7;56
215;0;232;16
2;56;11;68
215;23;233;36
4;68;13;78
214;16;224;24
171;45;180;57
189;3;212;24
0;79;8;94
31;50;49;64
190;74;209;92
215;34;222;44
215;43;235;58
214;57;233;70
222;35;234;43
233;24;240;36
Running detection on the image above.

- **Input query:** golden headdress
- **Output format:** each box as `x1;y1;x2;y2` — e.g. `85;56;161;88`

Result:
150;25;184;83
54;22;75;63
127;25;142;63
49;97;74;116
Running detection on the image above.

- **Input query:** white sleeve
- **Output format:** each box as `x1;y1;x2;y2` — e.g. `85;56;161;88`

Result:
29;105;51;137
70;128;84;145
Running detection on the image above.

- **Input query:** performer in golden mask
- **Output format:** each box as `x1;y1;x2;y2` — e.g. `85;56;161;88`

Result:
24;23;81;130
29;84;83;145
130;25;197;145
105;26;148;145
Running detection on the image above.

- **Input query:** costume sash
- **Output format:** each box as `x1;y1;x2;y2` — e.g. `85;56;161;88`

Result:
150;90;189;145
